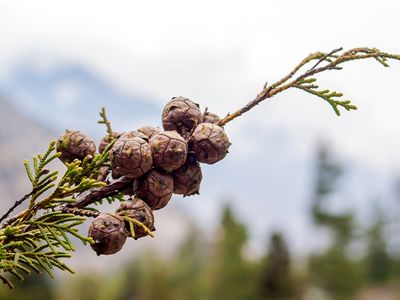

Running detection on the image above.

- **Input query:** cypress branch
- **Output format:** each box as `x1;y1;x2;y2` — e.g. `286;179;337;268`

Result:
218;47;400;126
0;46;399;289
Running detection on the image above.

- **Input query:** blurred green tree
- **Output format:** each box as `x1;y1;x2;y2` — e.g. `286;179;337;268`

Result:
258;232;297;299
168;227;207;300
116;251;173;300
309;144;362;300
364;207;392;284
0;273;52;300
209;205;257;300
56;273;104;300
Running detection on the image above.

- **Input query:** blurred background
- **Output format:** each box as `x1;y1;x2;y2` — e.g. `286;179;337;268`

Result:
0;0;400;299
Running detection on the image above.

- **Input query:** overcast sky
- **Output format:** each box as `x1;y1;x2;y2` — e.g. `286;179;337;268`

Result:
0;0;399;257
1;0;399;169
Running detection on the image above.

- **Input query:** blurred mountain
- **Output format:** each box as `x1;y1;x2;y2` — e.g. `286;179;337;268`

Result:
0;95;54;210
0;62;160;138
0;61;161;211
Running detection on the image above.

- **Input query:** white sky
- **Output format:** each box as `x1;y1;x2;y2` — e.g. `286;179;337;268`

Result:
0;0;399;170
0;0;400;256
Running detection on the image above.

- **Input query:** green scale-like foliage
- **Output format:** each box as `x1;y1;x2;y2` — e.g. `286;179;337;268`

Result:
0;138;113;288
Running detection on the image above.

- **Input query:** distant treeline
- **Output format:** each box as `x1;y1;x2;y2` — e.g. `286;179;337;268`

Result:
2;144;400;300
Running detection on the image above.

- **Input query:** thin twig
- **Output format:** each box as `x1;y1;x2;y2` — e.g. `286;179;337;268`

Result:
310;47;343;70
218;47;400;126
61;207;100;218
98;107;113;136
0;177;130;228
0;180;53;223
69;176;132;209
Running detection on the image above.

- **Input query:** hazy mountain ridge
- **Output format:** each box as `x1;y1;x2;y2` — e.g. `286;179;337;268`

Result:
0;96;54;210
1;62;161;137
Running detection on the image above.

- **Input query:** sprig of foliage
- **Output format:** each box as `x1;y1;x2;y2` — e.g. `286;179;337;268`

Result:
98;106;113;136
294;77;357;116
0;107;144;288
0;139;113;288
218;47;400;125
121;215;155;239
24;142;60;206
0;211;91;289
21;148;109;222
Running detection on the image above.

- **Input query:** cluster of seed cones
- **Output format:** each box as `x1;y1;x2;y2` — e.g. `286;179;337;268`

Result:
56;97;231;255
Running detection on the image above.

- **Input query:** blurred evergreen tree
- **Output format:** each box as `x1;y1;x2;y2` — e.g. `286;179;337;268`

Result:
116;251;174;300
168;227;207;300
115;260;143;300
0;273;53;300
309;144;362;300
258;232;297;300
311;145;353;246
139;257;173;300
364;208;392;283
56;273;104;300
210;205;257;300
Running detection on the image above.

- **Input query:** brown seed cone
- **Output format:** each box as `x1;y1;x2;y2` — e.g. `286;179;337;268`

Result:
149;131;188;172
203;110;221;124
117;130;150;143
56;130;96;163
99;131;122;154
116;198;155;239
190;123;231;164
133;169;174;210
97;166;111;182
110;133;153;179
172;161;202;196
138;126;162;140
162;96;202;137
88;213;127;256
